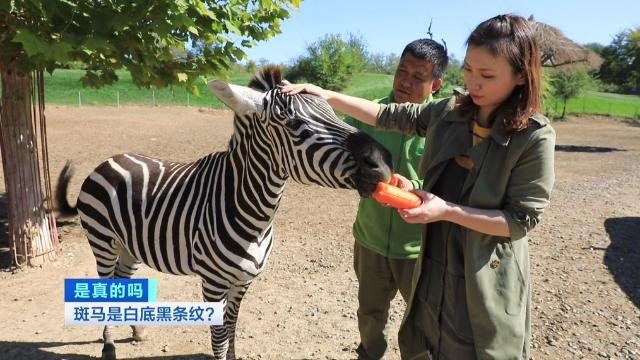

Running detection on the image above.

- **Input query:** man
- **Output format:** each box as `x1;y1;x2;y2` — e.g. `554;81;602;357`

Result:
345;39;448;360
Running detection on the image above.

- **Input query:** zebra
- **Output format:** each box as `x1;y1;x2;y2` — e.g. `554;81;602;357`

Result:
56;66;392;360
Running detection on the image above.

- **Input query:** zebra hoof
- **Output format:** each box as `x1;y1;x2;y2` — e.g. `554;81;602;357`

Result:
101;343;116;360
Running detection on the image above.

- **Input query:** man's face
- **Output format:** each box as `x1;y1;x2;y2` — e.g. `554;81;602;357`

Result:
392;53;441;103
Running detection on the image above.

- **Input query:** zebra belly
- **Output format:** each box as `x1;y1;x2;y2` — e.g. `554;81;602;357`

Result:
192;232;274;284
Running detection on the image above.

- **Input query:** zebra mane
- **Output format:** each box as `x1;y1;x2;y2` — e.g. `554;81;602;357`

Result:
248;65;283;92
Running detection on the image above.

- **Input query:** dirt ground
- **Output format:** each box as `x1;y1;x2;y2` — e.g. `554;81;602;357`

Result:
0;106;638;360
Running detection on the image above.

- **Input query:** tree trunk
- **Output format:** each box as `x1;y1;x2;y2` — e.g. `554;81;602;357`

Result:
0;64;59;267
561;97;568;119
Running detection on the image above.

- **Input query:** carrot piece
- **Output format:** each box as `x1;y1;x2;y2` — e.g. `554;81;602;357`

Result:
372;182;422;209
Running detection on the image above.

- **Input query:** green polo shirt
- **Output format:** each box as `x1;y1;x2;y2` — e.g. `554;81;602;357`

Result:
344;92;430;259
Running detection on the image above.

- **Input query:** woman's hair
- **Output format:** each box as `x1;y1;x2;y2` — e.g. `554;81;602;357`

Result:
458;14;542;134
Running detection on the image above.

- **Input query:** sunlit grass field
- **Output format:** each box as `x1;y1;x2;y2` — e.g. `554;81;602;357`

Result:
40;69;640;119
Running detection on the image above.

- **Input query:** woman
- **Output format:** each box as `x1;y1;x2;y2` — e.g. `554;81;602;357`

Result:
283;14;555;359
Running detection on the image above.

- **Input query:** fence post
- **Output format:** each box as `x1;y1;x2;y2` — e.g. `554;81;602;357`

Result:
78;91;82;107
152;90;156;107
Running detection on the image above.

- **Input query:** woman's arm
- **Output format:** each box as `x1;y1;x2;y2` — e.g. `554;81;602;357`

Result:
398;191;510;237
281;83;380;126
398;123;556;239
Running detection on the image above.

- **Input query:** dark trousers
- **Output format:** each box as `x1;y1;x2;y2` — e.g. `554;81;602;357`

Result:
353;241;417;360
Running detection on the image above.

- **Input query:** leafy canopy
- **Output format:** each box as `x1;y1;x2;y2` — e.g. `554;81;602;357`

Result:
286;33;368;91
0;0;301;93
598;27;640;94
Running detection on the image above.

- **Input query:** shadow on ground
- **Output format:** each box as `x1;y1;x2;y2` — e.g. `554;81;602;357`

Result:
604;217;640;309
0;340;213;359
555;145;626;153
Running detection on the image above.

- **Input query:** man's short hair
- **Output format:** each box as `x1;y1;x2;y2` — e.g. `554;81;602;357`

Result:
401;39;448;80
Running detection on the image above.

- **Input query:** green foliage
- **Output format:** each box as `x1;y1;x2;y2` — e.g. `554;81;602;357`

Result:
541;68;556;116
583;42;605;56
598;27;640;94
442;56;464;89
286;33;368;91
366;52;400;74
0;0;301;92
550;69;592;118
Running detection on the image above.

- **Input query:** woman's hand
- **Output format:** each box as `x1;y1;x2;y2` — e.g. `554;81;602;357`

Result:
397;192;511;236
397;191;451;224
281;81;381;126
280;82;329;100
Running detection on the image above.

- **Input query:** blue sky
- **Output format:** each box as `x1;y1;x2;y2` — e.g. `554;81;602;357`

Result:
243;0;640;64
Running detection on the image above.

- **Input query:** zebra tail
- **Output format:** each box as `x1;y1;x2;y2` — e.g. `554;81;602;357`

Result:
56;160;78;216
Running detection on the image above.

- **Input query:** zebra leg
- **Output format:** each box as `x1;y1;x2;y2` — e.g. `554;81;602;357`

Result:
110;248;147;342
87;232;120;360
202;280;231;360
91;237;141;360
224;284;250;360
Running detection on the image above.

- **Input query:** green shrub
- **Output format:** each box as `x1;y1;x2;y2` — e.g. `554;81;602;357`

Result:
286;33;368;91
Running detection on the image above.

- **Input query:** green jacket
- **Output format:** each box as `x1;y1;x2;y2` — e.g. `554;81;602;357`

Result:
345;92;430;259
377;97;556;359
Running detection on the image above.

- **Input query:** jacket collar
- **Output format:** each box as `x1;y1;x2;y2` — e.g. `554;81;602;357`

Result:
444;101;549;147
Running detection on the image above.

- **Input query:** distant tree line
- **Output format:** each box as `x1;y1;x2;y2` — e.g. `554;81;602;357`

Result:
274;32;464;91
588;27;640;95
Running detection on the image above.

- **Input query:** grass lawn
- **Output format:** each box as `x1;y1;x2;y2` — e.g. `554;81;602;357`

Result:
41;69;252;108
548;91;640;119
34;69;640;119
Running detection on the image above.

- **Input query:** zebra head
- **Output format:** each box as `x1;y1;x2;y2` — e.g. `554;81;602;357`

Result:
207;66;392;197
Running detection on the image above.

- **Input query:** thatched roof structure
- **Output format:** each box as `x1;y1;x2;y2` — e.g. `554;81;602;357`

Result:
528;15;603;70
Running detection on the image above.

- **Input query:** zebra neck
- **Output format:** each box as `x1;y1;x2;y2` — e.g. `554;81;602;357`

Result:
221;135;287;236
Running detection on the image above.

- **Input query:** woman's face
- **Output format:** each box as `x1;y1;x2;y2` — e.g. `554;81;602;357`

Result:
463;45;525;115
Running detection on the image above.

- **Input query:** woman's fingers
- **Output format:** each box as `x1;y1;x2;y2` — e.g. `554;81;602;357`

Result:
280;83;304;95
280;83;326;98
397;191;435;222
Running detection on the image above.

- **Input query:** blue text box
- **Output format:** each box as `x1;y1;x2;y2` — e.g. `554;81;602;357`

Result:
64;279;157;302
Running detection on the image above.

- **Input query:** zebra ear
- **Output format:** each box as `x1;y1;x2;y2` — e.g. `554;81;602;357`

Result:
207;80;265;115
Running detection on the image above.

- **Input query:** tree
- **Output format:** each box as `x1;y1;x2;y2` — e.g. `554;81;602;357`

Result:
0;0;300;267
286;33;368;90
550;69;591;118
441;56;464;95
583;42;605;57
367;52;400;74
598;28;640;94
